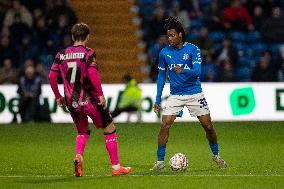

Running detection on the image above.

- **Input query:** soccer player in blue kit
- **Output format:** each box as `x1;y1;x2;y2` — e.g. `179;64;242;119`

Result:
151;17;227;171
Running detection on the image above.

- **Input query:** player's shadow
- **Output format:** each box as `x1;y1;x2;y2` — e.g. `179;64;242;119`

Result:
16;176;104;184
133;167;216;176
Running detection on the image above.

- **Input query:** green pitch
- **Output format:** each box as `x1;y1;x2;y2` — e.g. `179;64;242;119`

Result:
0;122;283;189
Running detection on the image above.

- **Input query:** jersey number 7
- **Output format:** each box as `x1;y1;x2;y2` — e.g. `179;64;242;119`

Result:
67;61;77;83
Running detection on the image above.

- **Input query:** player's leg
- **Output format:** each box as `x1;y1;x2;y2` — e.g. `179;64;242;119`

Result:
70;111;90;177
158;115;176;160
197;114;218;153
103;122;132;176
151;95;184;171
198;114;227;168
187;92;227;168
85;103;131;176
151;115;176;171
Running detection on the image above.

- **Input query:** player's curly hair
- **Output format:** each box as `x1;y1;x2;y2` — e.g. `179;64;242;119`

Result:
164;16;186;42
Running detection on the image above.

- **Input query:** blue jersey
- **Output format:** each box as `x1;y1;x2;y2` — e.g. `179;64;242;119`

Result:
155;42;202;104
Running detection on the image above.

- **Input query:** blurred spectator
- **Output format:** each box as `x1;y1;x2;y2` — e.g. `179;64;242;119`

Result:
251;54;277;81
9;13;31;44
137;0;284;83
190;26;215;57
17;65;41;123
0;58;18;84
0;34;18;67
36;63;48;84
18;58;36;77
21;0;46;11
147;35;168;82
62;34;72;47
0;2;8;29
216;58;236;82
263;0;281;17
16;34;38;65
245;0;266;17
200;54;217;82
160;0;172;11
169;1;190;34
111;74;142;120
46;0;77;32
214;37;238;66
0;0;76;86
252;5;265;31
32;7;44;26
205;1;222;31
277;45;284;81
39;38;58;73
181;0;203;19
179;0;192;13
222;0;254;31
34;16;49;49
55;14;70;47
148;3;168;45
261;6;284;43
2;0;33;34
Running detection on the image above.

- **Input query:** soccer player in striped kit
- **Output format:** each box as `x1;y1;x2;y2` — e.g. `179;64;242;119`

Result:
49;23;131;177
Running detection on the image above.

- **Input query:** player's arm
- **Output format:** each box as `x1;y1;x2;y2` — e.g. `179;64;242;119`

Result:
174;47;201;79
49;53;66;108
87;53;106;109
154;51;167;113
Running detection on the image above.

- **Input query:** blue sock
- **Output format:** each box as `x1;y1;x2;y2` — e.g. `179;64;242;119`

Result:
157;145;166;161
209;143;219;156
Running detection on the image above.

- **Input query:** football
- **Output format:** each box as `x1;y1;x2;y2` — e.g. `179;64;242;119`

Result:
169;153;189;171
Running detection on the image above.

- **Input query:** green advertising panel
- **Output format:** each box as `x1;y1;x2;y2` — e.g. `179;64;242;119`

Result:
230;87;256;116
276;89;284;111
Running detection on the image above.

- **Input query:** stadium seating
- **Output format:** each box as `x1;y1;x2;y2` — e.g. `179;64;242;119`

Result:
250;42;267;57
246;31;261;43
209;31;225;43
236;66;252;82
190;19;204;30
70;0;146;83
269;43;282;58
229;32;246;42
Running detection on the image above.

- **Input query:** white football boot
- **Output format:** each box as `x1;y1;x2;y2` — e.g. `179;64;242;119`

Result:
213;155;227;169
150;161;166;172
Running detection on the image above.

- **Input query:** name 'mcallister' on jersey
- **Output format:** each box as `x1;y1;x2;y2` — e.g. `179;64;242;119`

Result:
50;45;103;110
158;42;202;95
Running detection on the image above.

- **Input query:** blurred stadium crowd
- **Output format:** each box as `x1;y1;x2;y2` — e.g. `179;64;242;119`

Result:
0;0;77;84
1;0;284;85
135;0;284;82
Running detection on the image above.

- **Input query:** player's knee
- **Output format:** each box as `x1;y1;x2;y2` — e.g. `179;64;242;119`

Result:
204;123;214;132
103;122;116;133
161;122;172;129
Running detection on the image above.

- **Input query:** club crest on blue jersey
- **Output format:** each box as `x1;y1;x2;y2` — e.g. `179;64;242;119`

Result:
183;53;189;60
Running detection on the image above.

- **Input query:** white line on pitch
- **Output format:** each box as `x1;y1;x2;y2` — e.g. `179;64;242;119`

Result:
0;174;283;178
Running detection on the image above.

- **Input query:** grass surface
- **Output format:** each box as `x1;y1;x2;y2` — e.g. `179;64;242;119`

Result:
0;122;283;189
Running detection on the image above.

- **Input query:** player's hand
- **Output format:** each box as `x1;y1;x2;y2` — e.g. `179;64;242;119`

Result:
174;66;182;74
153;103;161;114
57;97;66;108
98;96;106;110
